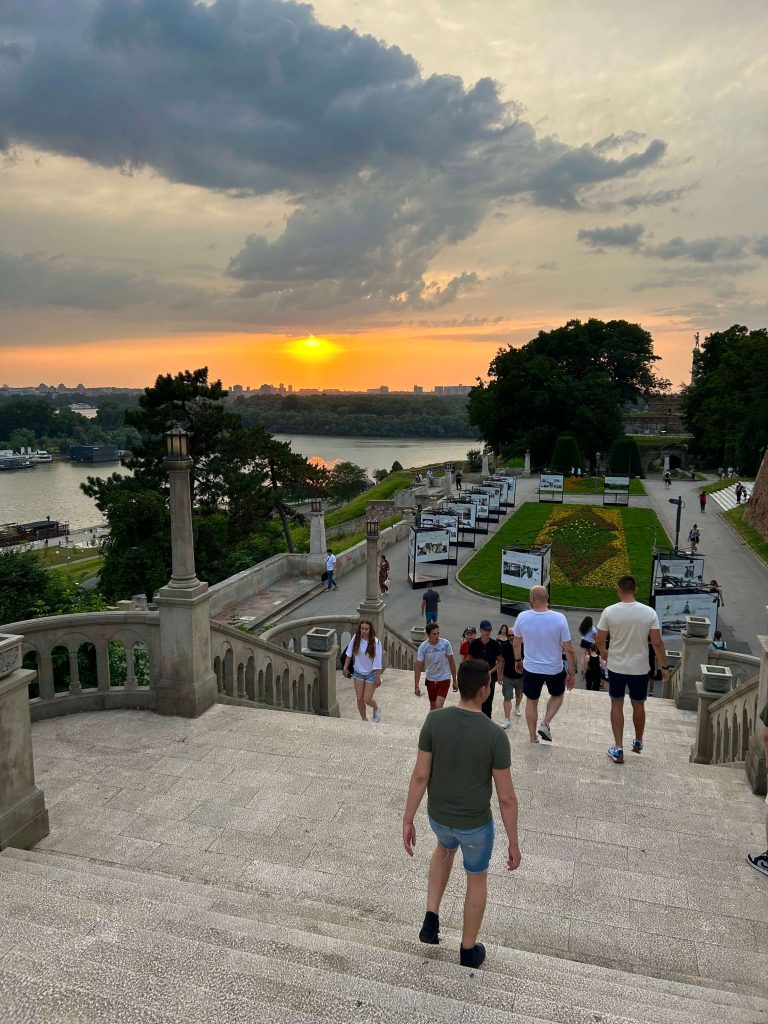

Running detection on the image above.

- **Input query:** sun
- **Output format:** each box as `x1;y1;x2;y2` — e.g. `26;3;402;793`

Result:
285;335;340;362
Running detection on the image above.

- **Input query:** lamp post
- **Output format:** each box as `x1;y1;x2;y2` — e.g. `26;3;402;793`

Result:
595;451;601;477
307;496;327;578
358;516;385;640
154;424;217;717
668;495;684;553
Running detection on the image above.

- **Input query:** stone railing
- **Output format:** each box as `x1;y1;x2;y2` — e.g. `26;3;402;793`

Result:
701;648;760;689
382;623;418;670
262;615;359;669
209;552;307;618
0;612;161;721
210;621;326;715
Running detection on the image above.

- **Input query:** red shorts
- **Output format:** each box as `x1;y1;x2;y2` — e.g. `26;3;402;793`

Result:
426;678;451;701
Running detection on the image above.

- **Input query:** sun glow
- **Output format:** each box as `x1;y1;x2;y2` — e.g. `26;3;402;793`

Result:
285;334;341;362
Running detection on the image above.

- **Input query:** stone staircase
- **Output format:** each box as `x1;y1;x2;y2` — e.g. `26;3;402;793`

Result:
709;484;751;512
1;671;767;1023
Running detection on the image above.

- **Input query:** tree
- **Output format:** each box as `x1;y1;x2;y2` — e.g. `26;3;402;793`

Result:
550;434;584;474
466;449;482;472
682;325;768;474
0;549;106;623
327;462;369;501
468;318;667;467
608;436;644;478
373;468;389;482
391;460;403;471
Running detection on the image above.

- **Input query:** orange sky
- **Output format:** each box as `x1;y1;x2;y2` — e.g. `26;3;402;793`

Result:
2;318;696;392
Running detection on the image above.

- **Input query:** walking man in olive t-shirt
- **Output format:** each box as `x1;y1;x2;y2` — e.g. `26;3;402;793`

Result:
402;658;521;969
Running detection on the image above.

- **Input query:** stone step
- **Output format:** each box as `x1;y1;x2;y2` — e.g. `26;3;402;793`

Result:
1;856;764;1024
3;849;766;1023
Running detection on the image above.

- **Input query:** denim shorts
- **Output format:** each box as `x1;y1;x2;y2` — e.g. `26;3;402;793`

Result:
428;816;495;873
354;669;378;684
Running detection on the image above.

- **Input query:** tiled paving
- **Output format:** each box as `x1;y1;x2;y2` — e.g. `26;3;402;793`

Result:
1;675;766;1022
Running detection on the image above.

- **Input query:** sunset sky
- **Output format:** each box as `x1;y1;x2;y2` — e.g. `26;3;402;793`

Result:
1;0;766;392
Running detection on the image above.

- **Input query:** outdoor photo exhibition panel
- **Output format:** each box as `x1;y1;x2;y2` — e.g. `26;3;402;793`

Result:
539;474;564;503
500;544;552;615
603;476;630;507
407;526;453;588
461;493;491;533
466;489;498;522
441;499;479;545
652;590;719;640
652;553;706;591
489;476;516;507
419;512;460;563
477;483;506;514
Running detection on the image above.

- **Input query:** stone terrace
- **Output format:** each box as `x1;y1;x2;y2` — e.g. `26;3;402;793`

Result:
2;671;767;1023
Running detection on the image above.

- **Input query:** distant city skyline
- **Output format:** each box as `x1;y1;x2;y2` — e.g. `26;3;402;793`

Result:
1;0;765;390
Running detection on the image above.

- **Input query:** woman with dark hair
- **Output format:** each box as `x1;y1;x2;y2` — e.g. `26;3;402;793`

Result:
578;615;597;675
378;556;390;595
343;620;384;723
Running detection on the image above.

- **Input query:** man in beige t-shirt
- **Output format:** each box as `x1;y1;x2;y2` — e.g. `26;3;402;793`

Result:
596;575;669;764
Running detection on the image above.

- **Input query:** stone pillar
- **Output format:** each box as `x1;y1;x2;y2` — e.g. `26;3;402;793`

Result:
302;644;340;718
443;463;453;496
746;635;768;794
676;628;711;711
0;636;49;850
307;498;327;578
663;453;670;473
690;682;721;764
524;450;531;478
155;447;217;718
481;452;490;478
358;518;385;641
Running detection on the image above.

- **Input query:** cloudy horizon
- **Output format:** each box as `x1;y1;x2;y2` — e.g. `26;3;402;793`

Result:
1;0;766;391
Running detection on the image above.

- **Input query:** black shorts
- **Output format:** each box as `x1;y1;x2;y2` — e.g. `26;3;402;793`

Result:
579;638;593;649
608;671;648;703
522;669;566;700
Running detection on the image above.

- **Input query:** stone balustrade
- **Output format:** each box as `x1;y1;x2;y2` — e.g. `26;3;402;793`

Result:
382;623;418;670
700;648;760;689
262;615;418;673
210;621;324;714
0;612;161;721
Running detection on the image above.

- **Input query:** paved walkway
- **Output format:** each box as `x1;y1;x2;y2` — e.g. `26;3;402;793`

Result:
267;473;767;658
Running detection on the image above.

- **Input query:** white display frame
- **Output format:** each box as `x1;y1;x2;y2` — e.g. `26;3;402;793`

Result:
539;473;564;503
499;543;552;614
652;553;706;591
475;484;503;514
603;475;630;507
419;511;460;563
652;589;719;640
489;476;516;507
466;489;498;521
439;500;478;547
407;525;453;588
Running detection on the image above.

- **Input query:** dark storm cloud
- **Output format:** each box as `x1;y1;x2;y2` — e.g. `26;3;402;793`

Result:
0;0;667;312
577;223;645;249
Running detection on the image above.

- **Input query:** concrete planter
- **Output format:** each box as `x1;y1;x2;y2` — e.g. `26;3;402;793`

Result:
700;664;733;693
667;650;682;672
306;627;336;653
685;616;711;639
410;625;426;643
0;634;22;680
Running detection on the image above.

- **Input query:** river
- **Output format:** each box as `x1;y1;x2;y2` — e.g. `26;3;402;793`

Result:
0;435;474;530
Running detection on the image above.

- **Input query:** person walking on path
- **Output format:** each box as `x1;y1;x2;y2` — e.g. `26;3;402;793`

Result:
402;657;522;969
513;586;576;743
469;620;504;720
747;703;768;877
343;620;383;723
414;623;457;710
578;615;597;675
421;581;441;625
596;575;670;764
378;555;390;595
688;523;700;553
584;645;603;691
325;548;338;590
708;579;725;607
497;624;523;727
455;470;463;492
663;470;672;489
699;491;707;514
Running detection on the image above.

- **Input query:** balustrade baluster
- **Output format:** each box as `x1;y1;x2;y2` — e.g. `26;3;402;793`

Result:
68;648;81;694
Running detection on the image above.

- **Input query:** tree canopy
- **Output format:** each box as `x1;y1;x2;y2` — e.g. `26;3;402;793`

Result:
682;325;768;475
467;318;667;466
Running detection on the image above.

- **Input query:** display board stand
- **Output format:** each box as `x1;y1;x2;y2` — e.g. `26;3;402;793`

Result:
466;489;500;522
440;500;480;546
489;476;516;508
649;551;718;639
603;476;630;506
477;481;506;516
407;525;454;589
538;474;564;503
419;510;461;564
499;543;552;616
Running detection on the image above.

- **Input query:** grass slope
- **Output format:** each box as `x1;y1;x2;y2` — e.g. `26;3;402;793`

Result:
722;506;768;567
325;472;412;528
458;503;671;608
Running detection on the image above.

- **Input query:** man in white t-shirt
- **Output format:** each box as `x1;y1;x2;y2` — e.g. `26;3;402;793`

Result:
325;548;338;591
512;586;576;744
414;623;457;710
596;574;669;764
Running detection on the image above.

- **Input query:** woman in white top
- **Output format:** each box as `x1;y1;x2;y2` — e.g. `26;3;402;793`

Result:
343;620;384;723
578;616;597;675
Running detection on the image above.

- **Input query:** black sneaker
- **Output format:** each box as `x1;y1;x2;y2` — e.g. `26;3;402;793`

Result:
419;910;440;944
459;943;486;968
747;850;768;878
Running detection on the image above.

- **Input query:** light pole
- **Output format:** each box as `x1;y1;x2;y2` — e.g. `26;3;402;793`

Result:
357;516;385;640
155;424;217;717
668;496;684;553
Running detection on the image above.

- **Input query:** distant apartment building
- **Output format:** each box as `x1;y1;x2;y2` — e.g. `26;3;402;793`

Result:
413;385;424;393
433;385;472;396
367;386;389;394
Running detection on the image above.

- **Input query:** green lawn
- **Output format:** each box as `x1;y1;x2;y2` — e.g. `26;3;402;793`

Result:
722;506;768;567
458;503;671;608
563;477;646;496
35;545;101;568
328;514;401;554
325;472;412;528
48;557;104;586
